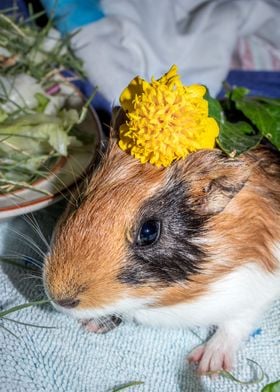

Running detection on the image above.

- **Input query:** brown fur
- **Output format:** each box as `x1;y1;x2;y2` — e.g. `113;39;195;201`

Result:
44;143;280;310
44;141;167;308
154;148;280;306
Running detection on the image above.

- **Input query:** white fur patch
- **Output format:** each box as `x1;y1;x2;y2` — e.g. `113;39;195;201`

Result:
131;262;280;329
54;260;280;333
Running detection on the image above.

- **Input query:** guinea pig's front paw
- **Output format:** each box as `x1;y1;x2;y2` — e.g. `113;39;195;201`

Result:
188;327;239;375
188;320;256;375
80;316;122;334
188;342;233;375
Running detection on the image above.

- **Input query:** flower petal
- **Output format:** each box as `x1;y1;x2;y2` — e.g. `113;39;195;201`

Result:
158;64;181;88
120;76;148;112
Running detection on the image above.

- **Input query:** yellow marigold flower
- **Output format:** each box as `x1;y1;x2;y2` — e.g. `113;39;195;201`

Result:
119;65;219;167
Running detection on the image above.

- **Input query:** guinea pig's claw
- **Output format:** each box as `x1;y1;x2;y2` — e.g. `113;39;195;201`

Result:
80;316;122;334
188;345;205;364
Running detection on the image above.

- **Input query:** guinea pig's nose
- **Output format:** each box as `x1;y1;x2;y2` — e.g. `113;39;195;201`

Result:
55;297;80;309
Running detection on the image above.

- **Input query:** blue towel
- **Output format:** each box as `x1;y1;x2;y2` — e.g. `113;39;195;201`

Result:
218;70;280;99
40;0;104;33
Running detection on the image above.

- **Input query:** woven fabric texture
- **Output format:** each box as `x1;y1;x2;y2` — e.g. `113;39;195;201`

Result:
0;204;280;392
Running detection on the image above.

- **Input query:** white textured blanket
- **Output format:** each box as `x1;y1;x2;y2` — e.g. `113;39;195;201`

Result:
0;204;280;392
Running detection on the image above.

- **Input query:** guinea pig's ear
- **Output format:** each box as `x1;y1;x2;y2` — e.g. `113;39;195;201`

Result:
201;168;248;215
111;106;127;139
180;150;251;215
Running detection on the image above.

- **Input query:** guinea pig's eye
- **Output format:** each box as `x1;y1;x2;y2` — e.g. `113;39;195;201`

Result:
136;220;161;247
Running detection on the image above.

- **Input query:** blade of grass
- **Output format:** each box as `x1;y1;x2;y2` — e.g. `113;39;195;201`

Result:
0;179;53;196
77;88;98;124
203;359;265;385
189;328;204;342
0;13;26;37
0;323;19;339
0;7;19;14
25;4;46;25
2;317;57;329
111;381;144;391
0;299;50;318
0;11;85;79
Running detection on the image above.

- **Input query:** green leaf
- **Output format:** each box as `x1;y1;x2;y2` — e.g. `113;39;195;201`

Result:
111;381;144;391
230;93;280;150
230;86;250;101
254;97;280;107
262;380;280;392
0;109;79;157
217;121;262;157
204;89;223;123
0;299;50;318
34;92;50;113
59;108;80;131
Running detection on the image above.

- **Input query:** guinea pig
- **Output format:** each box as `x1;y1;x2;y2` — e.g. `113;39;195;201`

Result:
43;133;280;374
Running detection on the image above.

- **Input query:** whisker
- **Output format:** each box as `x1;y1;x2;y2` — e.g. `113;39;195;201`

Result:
104;319;111;331
39;160;79;207
5;227;47;260
2;252;42;263
33;283;45;291
18;274;43;283
66;158;84;208
22;213;51;252
2;253;43;270
45;153;94;208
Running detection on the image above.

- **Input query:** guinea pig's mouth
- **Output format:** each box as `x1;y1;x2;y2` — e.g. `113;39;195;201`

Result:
49;296;154;320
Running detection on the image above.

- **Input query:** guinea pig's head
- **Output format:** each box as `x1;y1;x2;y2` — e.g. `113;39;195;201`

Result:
43;140;256;320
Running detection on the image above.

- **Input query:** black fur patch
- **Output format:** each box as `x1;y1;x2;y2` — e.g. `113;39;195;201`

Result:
118;177;208;285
